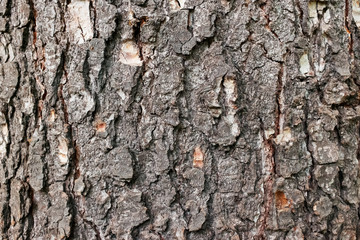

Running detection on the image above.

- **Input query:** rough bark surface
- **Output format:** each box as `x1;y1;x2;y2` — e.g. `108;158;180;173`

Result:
1;0;360;239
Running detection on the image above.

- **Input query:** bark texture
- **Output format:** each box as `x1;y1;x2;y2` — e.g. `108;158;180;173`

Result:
1;0;360;239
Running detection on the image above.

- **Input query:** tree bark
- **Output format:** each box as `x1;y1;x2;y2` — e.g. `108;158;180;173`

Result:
1;0;360;239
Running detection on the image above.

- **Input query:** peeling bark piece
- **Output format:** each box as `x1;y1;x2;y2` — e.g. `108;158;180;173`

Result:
28;127;46;191
9;180;30;225
95;0;117;39
110;189;148;238
353;0;360;28
67;0;93;44
209;73;240;146
0;62;19;103
193;4;216;42
67;90;95;123
340;229;357;240
313;196;332;218
153;139;170;174
188;209;206;232
183;168;205;188
185;200;207;232
312;141;341;164
323;79;354;105
0;42;7;62
314;165;338;197
285;226;304;240
169;10;192;54
105;147;133;180
74;176;85;196
333;51;351;76
47;190;72;239
11;0;30;28
28;155;44;191
218;158;241;192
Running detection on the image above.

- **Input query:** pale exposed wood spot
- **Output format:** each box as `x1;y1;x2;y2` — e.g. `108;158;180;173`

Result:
175;227;186;240
49;109;56;122
264;129;275;139
299;53;310;75
120;41;143;66
0;122;8;158
223;75;240;137
67;0;93;44
353;0;360;28
275;190;291;210
223;76;237;109
58;136;69;165
96;121;107;132
169;0;186;11
274;127;293;145
193;146;204;168
221;0;230;8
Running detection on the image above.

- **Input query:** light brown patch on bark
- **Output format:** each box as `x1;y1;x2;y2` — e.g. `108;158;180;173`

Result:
193;147;204;168
95;121;106;132
275;191;291;210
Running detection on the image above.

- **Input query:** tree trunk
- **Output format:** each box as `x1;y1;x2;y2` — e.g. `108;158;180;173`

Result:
1;0;360;239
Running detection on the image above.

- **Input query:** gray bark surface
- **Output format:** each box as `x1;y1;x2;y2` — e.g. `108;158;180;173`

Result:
1;0;360;239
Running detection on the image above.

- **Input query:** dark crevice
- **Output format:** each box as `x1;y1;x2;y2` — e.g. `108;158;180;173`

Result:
82;50;91;93
4;62;21;158
4;0;12;17
257;117;276;239
303;97;316;189
97;14;121;93
127;148;141;188
202;144;218;235
125;66;145;112
29;76;40;128
21;23;31;51
82;217;101;240
130;193;152;239
275;62;284;136
187;9;194;33
28;0;37;56
132;15;148;62
345;0;354;57
333;123;342;146
357;122;360;164
73;141;81;180
51;49;67;107
89;0;99;38
57;42;80;239
24;184;35;240
0;183;10;238
57;0;67;33
294;0;306;36
41;125;50;193
259;1;279;40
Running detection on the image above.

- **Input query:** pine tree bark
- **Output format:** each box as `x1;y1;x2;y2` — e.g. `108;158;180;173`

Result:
1;0;360;239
